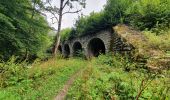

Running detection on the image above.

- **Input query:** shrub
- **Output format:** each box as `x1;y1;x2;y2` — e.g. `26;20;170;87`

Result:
74;12;111;36
97;53;122;67
97;53;136;71
143;30;170;50
67;55;170;100
0;57;87;99
126;0;170;30
104;0;133;24
0;57;28;88
60;28;72;41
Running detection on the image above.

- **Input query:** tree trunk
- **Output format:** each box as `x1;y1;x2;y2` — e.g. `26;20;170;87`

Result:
53;0;64;56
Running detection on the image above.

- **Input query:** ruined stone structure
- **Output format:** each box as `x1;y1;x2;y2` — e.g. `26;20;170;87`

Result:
59;29;112;58
58;27;133;58
58;24;170;70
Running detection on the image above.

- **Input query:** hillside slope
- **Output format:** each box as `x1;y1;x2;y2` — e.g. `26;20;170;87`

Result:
113;24;170;70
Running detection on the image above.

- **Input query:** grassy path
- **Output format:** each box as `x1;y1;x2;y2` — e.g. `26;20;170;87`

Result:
54;68;84;100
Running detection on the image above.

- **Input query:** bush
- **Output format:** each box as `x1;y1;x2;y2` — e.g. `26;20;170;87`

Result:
97;53;136;71
104;0;133;24
66;55;170;100
0;57;86;99
126;0;170;30
74;12;111;36
143;30;170;50
60;28;72;41
0;57;28;88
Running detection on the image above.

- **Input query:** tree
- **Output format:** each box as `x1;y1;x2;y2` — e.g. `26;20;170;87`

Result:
38;0;86;55
0;0;50;60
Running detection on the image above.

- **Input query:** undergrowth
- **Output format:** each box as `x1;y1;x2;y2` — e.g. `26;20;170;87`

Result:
0;54;170;100
143;30;170;51
0;57;86;100
66;54;170;100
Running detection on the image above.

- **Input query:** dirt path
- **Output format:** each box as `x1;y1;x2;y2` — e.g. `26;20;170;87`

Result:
54;69;83;100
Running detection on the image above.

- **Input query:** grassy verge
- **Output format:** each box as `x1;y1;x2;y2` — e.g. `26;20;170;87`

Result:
66;55;170;100
0;58;86;100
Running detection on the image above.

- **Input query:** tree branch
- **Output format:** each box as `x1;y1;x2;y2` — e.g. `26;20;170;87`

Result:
62;0;69;9
43;1;59;23
51;17;58;24
62;9;82;15
50;11;59;22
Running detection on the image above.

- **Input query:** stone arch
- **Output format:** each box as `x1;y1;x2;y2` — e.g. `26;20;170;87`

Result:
88;38;105;57
63;44;70;57
58;45;62;53
73;41;83;56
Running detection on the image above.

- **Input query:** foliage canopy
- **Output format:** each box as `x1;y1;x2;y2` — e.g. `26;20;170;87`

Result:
0;0;51;60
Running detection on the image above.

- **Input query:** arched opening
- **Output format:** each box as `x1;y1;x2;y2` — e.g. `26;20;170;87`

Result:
58;45;62;53
64;44;70;58
73;42;83;56
88;38;105;57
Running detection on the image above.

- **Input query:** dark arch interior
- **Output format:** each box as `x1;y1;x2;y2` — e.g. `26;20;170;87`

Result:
73;42;83;56
58;45;62;53
64;44;70;57
88;38;105;57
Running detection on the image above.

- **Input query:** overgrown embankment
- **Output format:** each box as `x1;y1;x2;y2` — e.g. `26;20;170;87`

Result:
114;24;170;70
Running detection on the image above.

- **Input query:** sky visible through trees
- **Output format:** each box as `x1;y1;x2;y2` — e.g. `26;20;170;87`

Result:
45;0;106;29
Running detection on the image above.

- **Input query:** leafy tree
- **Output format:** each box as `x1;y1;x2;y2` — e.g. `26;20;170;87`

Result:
60;28;73;42
125;0;170;30
74;12;111;36
104;0;133;24
0;0;50;60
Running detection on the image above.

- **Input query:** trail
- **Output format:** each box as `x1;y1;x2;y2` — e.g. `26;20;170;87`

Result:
54;69;83;100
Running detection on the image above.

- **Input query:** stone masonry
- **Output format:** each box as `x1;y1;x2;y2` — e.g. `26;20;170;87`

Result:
60;29;112;58
58;27;134;58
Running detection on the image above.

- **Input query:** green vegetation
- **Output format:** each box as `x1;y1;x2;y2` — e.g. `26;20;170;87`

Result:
60;0;170;41
0;57;86;100
0;0;51;60
0;0;170;99
60;28;75;42
143;30;170;50
1;55;169;100
74;12;110;37
125;0;170;31
66;54;170;99
113;24;170;60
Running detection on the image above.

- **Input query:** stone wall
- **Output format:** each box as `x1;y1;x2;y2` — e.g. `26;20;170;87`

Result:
112;31;134;54
60;29;113;58
59;27;134;58
58;24;170;70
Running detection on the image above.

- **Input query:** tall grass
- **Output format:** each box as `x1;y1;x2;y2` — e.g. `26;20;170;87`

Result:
0;57;86;100
143;30;170;51
66;54;170;100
